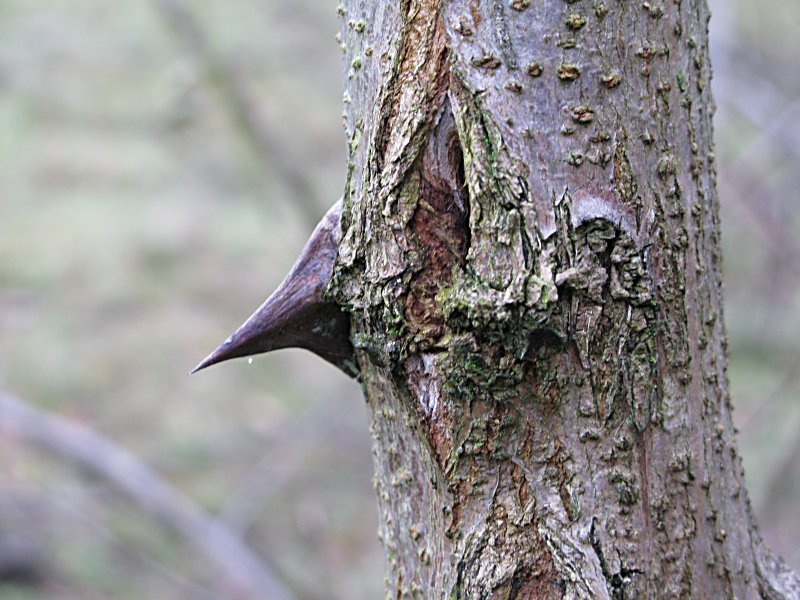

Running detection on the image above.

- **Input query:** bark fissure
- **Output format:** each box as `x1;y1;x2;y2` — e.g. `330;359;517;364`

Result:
589;518;643;600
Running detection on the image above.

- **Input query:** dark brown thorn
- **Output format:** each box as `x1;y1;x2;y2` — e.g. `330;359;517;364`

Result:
192;199;357;377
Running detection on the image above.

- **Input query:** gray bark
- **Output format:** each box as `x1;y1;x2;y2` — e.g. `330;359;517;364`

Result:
330;1;800;598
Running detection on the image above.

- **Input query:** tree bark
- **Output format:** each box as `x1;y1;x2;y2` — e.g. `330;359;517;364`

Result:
331;1;800;598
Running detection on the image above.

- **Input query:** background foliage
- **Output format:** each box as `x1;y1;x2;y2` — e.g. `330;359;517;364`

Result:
0;1;797;598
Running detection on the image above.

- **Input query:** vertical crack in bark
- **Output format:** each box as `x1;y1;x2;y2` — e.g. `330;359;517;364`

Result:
405;100;470;347
403;95;473;468
490;0;518;70
590;518;644;599
371;0;452;206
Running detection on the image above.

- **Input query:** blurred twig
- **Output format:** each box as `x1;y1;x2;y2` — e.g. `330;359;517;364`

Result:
728;96;800;168
218;401;367;538
740;350;800;430
150;0;323;228
219;453;299;538
217;408;325;536
0;389;296;600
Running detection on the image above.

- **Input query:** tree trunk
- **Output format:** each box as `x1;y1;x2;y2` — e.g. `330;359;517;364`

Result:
331;1;800;598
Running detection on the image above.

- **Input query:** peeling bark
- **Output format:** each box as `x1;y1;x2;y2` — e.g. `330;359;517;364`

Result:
330;1;800;598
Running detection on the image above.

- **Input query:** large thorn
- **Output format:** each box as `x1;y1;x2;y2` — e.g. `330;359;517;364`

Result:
192;200;356;377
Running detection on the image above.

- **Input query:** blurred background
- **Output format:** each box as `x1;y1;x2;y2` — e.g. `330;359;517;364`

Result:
0;0;797;598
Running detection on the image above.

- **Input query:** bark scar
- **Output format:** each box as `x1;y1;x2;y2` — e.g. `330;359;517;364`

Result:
405;98;470;345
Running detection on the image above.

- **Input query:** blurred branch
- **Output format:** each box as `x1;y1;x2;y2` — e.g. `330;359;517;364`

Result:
216;409;325;536
218;401;366;538
219;453;298;538
150;0;322;228
0;483;223;600
0;389;296;600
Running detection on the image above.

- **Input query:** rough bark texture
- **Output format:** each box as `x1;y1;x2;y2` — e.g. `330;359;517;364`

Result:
331;1;800;598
